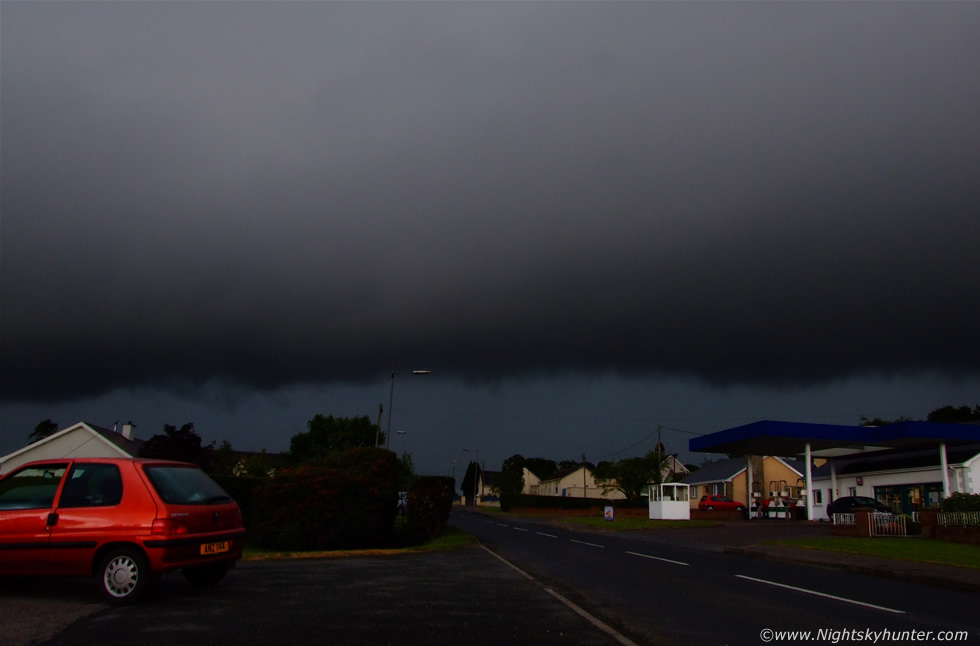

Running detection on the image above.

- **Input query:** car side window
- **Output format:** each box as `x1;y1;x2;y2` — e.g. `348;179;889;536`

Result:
0;464;68;510
59;464;123;508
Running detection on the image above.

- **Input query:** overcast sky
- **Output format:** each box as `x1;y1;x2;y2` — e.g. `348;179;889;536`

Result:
2;1;978;477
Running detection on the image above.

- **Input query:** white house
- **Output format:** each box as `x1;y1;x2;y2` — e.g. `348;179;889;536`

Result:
810;442;980;517
0;421;143;474
522;467;542;495
537;464;627;500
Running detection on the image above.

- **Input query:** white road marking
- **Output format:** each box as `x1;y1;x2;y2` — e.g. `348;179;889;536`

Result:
536;532;558;538
480;546;639;646
514;527;529;532
570;539;605;548
735;575;905;614
625;551;689;566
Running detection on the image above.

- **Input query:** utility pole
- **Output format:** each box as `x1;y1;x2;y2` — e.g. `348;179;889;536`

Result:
374;404;384;448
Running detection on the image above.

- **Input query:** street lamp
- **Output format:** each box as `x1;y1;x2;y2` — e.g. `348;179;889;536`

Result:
462;447;479;507
385;369;431;450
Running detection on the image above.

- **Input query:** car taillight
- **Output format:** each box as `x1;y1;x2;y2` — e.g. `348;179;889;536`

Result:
151;519;190;535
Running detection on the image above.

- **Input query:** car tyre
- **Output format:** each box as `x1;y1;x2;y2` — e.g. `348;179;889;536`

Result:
183;563;229;587
736;505;745;511
98;547;150;605
706;505;714;510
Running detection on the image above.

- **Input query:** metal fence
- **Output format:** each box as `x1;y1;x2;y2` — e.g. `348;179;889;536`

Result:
832;512;855;526
938;511;980;527
869;513;907;537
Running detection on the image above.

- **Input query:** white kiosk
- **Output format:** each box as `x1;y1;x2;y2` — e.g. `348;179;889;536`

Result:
648;483;691;520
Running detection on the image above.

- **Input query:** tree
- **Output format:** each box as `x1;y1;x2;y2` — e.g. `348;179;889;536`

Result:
212;440;239;476
28;419;59;444
288;414;380;463
397;451;416;491
928;404;980;424
592;451;673;502
460;461;480;503
859;415;912;427
139;423;215;471
492;454;526;497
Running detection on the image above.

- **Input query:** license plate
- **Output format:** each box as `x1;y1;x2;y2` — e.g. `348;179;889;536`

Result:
200;541;229;555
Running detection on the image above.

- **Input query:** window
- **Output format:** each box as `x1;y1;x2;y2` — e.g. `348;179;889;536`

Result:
848;487;857;497
59;463;122;507
690;485;698;497
813;489;822;504
0;464;68;510
143;465;231;505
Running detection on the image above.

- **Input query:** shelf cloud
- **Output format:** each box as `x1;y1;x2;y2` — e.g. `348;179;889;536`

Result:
3;1;979;405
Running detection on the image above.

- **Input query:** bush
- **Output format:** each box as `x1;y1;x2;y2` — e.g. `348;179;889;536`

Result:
249;448;399;551
940;492;980;513
406;476;455;542
211;475;264;528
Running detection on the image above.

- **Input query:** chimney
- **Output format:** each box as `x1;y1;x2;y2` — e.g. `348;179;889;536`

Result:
122;422;135;440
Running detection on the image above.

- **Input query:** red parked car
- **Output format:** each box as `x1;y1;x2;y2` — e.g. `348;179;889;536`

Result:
698;494;746;511
0;458;246;604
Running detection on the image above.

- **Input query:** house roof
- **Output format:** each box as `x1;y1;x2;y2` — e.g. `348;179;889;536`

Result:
812;443;980;480
0;421;144;465
680;458;746;485
90;423;145;455
539;464;593;484
689;420;980;458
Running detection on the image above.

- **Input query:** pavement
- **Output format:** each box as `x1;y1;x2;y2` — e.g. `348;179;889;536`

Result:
476;509;980;594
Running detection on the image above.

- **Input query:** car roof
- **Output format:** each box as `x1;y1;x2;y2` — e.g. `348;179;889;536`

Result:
15;457;199;469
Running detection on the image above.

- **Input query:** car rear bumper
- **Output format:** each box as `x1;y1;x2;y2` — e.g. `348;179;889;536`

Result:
143;528;246;571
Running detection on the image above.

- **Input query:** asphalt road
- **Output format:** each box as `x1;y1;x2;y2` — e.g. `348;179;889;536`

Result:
452;510;980;645
2;549;626;646
3;515;977;646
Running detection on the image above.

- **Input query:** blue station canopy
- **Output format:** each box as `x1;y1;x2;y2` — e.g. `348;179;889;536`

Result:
689;420;980;458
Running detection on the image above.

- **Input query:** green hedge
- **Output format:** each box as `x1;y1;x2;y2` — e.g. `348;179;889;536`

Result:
406;476;455;542
211;475;264;528
940;492;980;513
248;448;399;551
500;493;644;512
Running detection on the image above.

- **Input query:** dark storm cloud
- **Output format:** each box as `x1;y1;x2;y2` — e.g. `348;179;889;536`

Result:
2;1;979;402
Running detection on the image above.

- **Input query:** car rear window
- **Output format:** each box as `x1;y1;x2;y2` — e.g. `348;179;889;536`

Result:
143;465;233;505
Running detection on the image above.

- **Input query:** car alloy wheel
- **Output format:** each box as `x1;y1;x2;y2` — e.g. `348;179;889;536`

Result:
99;547;149;605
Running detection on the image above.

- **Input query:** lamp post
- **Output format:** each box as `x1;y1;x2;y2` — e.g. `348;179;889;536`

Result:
385;369;431;450
462;447;479;507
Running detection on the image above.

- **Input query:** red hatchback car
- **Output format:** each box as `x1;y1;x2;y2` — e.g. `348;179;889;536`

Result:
698;494;746;511
0;457;246;604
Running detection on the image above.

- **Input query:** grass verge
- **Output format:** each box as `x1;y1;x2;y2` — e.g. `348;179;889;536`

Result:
470;507;720;530
764;536;980;569
560;517;721;531
242;525;478;562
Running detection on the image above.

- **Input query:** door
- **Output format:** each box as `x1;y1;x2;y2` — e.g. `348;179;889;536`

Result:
47;462;125;575
0;463;68;574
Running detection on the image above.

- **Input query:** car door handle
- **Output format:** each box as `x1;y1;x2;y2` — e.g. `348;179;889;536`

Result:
47;512;59;527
